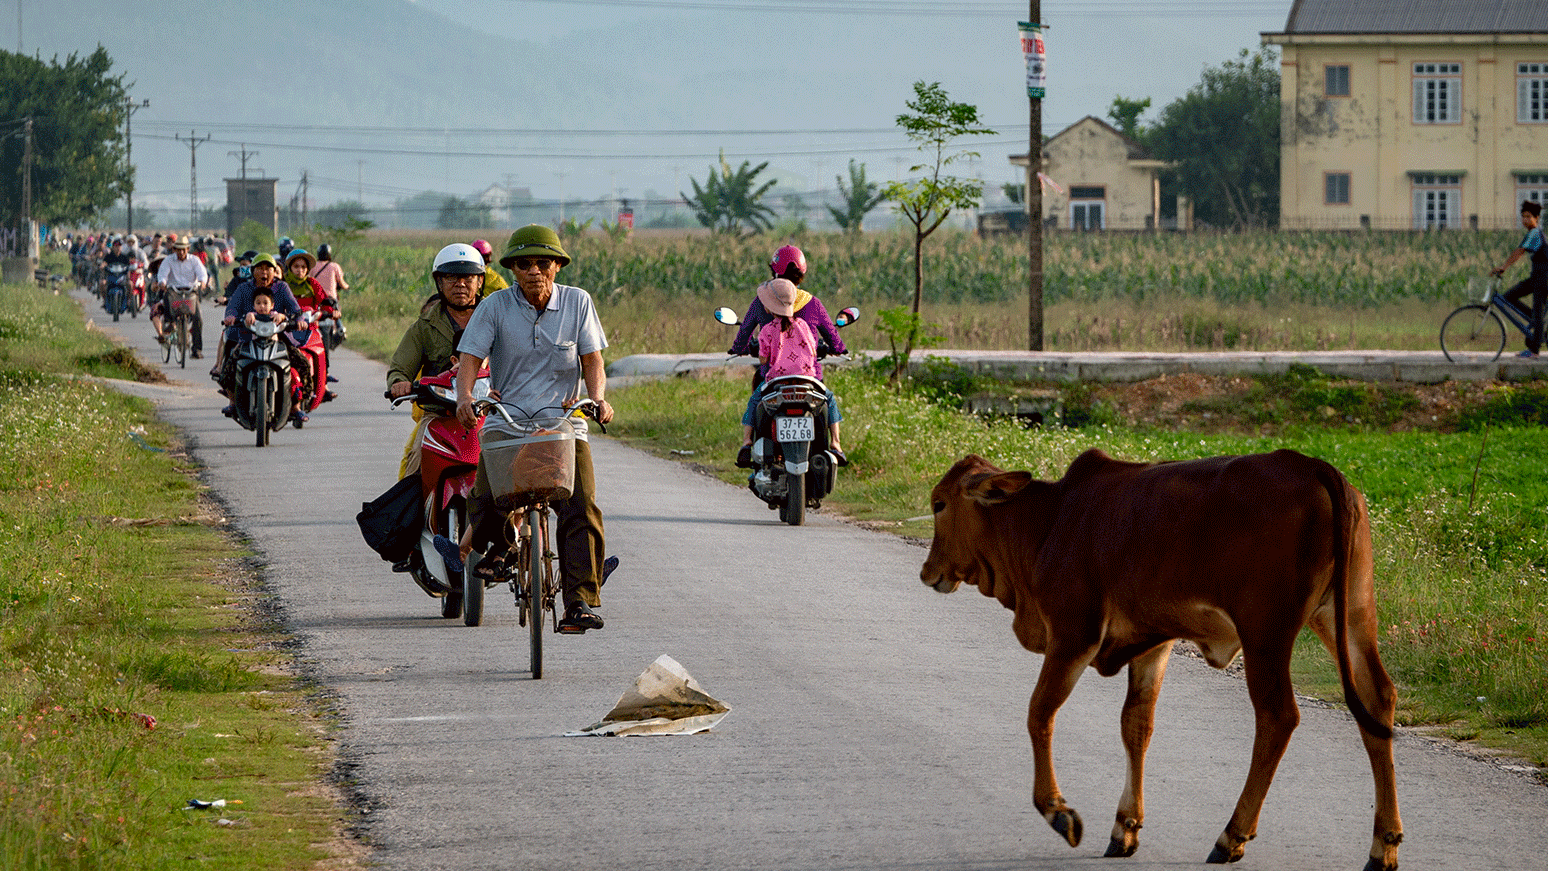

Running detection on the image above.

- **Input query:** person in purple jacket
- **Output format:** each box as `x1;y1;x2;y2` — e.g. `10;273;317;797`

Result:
729;244;847;468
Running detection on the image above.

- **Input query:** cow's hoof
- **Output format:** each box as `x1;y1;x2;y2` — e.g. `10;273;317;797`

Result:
1362;856;1397;871
1104;836;1137;858
1206;840;1245;864
1047;808;1083;847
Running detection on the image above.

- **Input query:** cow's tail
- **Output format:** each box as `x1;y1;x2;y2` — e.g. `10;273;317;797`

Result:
1317;459;1392;741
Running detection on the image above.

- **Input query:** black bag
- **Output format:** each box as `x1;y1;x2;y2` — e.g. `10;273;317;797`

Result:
356;475;424;563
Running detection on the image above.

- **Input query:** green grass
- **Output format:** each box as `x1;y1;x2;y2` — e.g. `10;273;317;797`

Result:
0;282;352;870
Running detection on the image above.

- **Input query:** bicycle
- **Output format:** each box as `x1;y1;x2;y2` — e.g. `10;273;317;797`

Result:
1440;276;1540;362
462;399;602;679
161;286;199;368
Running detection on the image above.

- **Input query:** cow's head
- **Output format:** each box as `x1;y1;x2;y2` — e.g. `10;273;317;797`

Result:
920;455;1034;594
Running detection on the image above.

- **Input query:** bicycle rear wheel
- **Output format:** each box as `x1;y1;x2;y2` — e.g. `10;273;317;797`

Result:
527;507;545;680
1440;304;1506;363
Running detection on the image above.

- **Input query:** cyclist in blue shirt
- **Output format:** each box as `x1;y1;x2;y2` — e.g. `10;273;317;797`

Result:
1495;200;1548;358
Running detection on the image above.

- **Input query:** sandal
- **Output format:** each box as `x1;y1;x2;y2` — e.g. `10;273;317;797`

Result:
470;549;508;585
558;601;604;633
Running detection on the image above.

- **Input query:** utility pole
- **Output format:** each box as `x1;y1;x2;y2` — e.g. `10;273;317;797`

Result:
1022;6;1046;350
175;130;211;231
124;98;149;235
301;171;309;229
20;118;32;232
228;144;258;179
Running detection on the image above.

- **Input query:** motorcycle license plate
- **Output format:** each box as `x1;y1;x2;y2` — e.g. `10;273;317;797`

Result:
774;416;814;442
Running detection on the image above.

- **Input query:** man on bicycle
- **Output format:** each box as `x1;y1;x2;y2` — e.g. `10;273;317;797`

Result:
453;225;614;634
1496;200;1548;358
154;238;210;359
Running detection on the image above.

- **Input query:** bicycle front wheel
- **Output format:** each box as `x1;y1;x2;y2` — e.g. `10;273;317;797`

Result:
1441;304;1506;363
175;315;190;368
527;507;545;680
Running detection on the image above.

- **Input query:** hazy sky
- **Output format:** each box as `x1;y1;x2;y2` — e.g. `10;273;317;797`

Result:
13;0;1290;218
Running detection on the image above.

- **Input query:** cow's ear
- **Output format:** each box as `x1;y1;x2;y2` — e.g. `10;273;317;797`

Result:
965;471;1033;505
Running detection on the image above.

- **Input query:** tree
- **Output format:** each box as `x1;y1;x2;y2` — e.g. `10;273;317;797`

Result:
1147;47;1280;229
828;160;886;234
681;149;776;236
881;81;995;380
1107;95;1151;140
436;196;493;229
0;47;132;226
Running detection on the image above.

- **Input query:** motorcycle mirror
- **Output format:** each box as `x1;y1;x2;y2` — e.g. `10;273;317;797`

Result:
835;306;861;327
713;306;740;326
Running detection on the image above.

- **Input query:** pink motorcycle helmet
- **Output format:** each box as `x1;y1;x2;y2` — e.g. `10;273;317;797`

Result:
471;239;494;262
769;244;807;281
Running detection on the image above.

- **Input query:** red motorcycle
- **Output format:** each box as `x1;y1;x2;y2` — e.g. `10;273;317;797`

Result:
285;310;334;425
387;366;490;619
127;261;146;315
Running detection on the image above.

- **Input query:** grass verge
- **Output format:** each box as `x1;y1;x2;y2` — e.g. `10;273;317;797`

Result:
0;281;359;870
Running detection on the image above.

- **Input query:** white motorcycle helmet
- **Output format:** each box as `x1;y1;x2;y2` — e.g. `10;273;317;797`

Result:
431;243;485;277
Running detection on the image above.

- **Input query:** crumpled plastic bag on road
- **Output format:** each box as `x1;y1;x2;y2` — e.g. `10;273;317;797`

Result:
565;654;730;737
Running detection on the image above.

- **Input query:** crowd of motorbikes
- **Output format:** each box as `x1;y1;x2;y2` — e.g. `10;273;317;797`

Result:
67;232;344;448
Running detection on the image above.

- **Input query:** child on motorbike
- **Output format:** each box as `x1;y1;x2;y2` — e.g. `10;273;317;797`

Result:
730;245;846;468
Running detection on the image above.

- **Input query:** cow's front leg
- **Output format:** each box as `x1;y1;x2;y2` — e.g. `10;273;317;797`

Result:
1106;641;1174;858
1028;644;1097;848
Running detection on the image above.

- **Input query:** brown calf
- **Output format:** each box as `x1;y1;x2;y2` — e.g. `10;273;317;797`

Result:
920;449;1401;870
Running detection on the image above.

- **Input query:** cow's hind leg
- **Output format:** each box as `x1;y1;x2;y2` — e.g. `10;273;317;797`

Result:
1027;644;1099;849
1309;609;1403;871
1106;641;1174;858
1208;638;1300;865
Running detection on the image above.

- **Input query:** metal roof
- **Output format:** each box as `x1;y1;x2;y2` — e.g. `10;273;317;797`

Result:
1280;0;1548;34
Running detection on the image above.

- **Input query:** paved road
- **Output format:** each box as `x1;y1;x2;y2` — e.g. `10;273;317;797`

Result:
83;289;1548;871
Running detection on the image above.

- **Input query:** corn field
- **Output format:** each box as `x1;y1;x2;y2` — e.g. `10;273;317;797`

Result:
334;228;1520;358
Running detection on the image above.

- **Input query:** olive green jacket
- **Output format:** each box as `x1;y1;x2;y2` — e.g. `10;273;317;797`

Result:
387;298;463;387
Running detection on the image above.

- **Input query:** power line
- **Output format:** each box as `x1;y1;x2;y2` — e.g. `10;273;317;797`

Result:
474;0;1285;17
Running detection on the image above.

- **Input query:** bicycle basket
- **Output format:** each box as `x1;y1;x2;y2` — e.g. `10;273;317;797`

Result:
1467;276;1500;304
482;416;577;509
171;288;199;315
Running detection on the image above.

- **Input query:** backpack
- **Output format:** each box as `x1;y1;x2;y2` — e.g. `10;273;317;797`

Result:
759;317;818;379
356;475;424;563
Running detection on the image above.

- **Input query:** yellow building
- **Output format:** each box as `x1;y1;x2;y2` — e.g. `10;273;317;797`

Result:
1264;0;1548;231
1010;116;1171;231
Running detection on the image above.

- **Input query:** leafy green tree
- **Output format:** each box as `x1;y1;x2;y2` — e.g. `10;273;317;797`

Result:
1147;47;1280;229
0;47;132;226
882;81;995;381
828;159;886;234
1107;95;1152;140
682;149;776;236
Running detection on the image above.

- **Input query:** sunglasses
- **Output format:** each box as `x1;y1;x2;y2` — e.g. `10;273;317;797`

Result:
512;257;556;272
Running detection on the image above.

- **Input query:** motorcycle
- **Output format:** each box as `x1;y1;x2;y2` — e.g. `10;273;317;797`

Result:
714;304;859;526
103;262;131;321
230;318;293;447
287;311;332;421
126;261;146;316
386;367;491;619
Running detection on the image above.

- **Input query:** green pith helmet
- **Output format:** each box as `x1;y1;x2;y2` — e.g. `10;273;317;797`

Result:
250;254;279;270
498;224;571;269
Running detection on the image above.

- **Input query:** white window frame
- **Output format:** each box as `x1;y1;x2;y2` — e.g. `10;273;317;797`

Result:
1518;174;1548;209
1413;62;1462;124
1520;63;1548;123
1325;64;1351;98
1070;201;1105;231
1325;172;1351;205
1411;174;1462;229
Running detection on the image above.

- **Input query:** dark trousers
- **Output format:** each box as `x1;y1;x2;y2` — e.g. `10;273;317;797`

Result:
469;439;605;608
1505;274;1548;353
